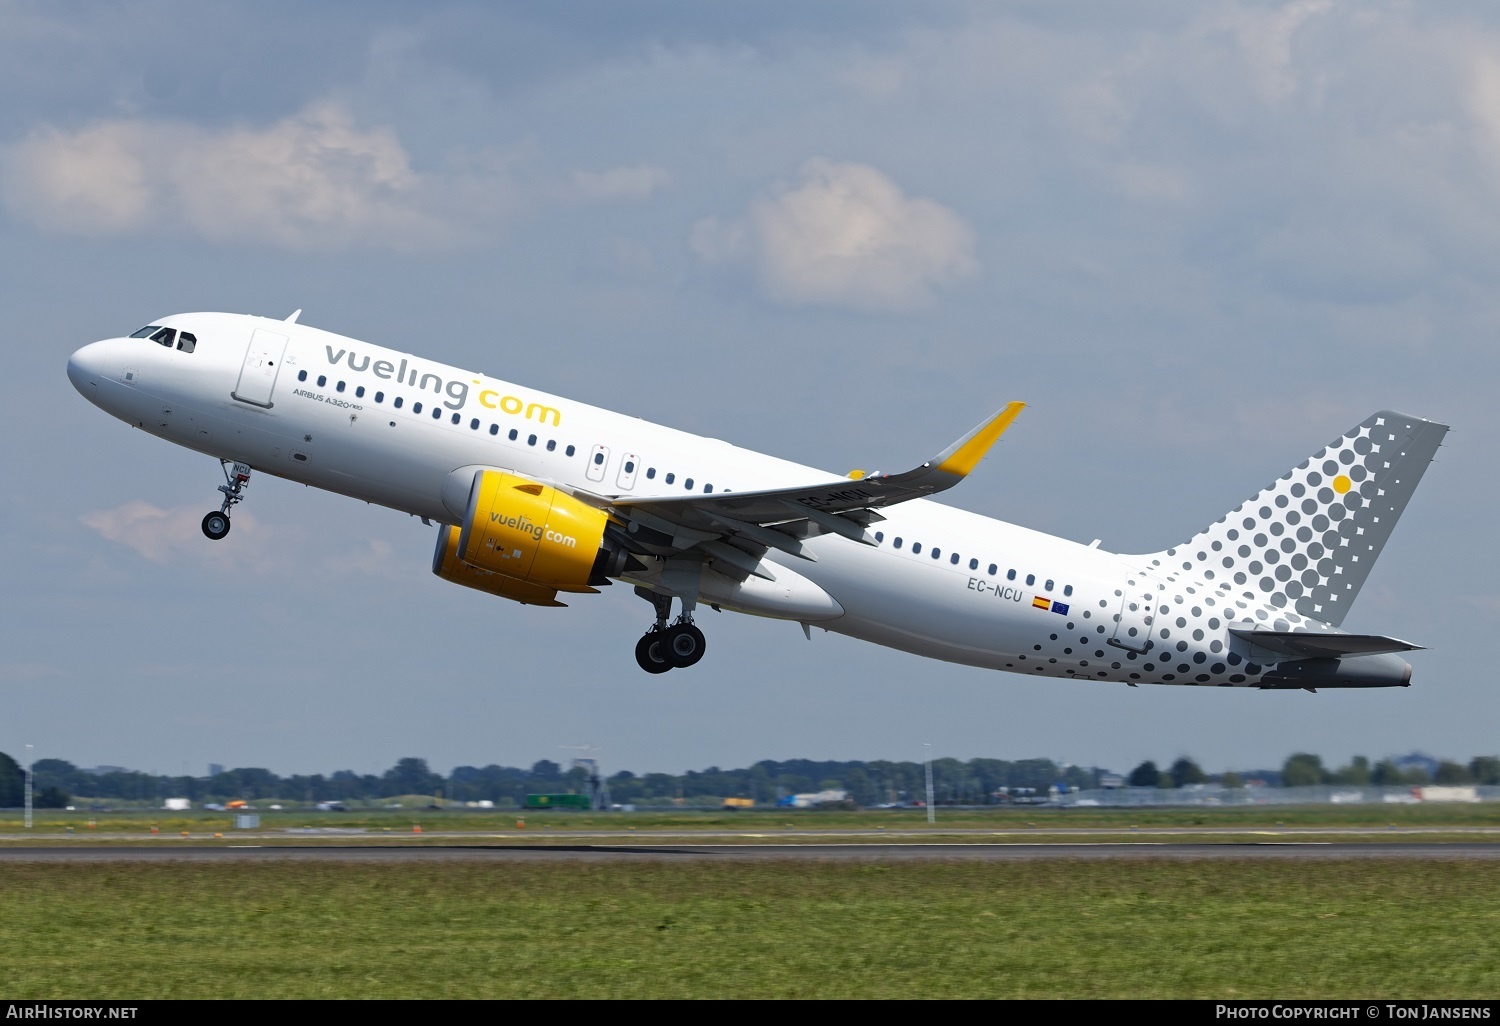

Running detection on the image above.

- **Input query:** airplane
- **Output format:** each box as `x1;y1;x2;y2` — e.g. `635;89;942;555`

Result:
67;311;1447;690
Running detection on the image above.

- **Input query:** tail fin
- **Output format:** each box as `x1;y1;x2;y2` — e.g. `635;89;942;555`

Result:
1139;410;1447;626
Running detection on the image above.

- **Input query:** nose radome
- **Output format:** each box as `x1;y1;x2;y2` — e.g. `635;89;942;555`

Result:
67;341;108;394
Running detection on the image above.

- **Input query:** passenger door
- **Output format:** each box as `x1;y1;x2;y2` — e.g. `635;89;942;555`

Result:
232;328;288;408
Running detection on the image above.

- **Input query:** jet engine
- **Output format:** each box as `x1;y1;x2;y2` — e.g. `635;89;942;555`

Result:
432;469;636;605
432;525;566;606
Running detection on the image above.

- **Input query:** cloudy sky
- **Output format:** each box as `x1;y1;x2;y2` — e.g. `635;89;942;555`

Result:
2;1;1495;780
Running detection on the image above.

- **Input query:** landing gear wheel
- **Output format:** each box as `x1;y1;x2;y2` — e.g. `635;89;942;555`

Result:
665;622;706;668
201;511;231;540
635;633;673;674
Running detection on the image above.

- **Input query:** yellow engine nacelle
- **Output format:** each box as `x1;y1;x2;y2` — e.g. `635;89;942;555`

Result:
432;525;567;607
457;470;610;594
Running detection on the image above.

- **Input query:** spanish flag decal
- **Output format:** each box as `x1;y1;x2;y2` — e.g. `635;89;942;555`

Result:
1032;596;1051;610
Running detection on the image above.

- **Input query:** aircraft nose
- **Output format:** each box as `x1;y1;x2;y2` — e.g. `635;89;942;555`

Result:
67;341;108;394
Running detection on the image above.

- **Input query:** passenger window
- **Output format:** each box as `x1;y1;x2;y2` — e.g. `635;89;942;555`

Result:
893;537;903;549
684;478;694;489
665;473;675;484
704;484;713;493
875;531;884;543
1063;584;1073;597
375;391;384;403
646;468;656;479
317;375;327;387
951;553;961;565
912;543;922;554
969;558;978;570
433;409;442;420
489;424;499;435
509;429;518;441
470;419;480;430
988;564;997;575
394;397;403;409
355;386;365;398
336;381;345;392
298;371;308;382
528;434;537;445
451;413;460;424
593;451;603;464
931;547;941;559
176;332;196;353
1006;569;1016;581
547;440;556;452
1026;574;1035;586
413;402;423;414
624;460;635;473
566;445;576;457
1044;580;1053;592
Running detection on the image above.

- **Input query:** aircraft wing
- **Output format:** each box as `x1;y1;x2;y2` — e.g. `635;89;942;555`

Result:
604;403;1024;566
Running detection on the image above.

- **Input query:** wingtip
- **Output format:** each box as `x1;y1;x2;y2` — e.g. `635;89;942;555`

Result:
934;401;1025;477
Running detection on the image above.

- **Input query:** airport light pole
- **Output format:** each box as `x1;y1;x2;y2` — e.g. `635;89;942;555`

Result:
24;744;33;829
923;743;935;825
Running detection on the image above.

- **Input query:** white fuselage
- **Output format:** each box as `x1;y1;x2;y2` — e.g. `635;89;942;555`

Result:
65;312;1360;687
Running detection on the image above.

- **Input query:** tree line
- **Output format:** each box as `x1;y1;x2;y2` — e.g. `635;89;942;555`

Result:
1125;753;1500;789
1;750;1495;809
6;754;1099;808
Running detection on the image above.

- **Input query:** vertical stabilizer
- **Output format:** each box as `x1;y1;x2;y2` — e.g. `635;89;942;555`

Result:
1138;411;1447;626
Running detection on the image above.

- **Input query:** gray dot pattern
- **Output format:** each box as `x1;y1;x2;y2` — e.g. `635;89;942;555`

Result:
1154;411;1447;627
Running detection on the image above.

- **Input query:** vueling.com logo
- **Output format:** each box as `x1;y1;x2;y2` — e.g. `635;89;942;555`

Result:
323;345;561;425
491;511;577;548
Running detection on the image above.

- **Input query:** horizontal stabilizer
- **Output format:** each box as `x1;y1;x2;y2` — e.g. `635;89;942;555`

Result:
1229;628;1423;659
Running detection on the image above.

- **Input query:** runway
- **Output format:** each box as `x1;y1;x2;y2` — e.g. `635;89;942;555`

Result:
3;841;1499;862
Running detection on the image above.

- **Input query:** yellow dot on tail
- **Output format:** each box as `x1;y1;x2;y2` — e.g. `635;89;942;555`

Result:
1332;475;1352;494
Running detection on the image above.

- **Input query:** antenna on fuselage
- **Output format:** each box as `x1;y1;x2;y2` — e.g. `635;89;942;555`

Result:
284;309;302;324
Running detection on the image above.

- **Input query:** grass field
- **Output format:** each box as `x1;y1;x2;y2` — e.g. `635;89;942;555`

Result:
1;858;1496;998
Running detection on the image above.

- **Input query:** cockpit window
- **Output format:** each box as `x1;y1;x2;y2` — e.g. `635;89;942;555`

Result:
176;332;196;353
129;326;161;338
149;328;175;347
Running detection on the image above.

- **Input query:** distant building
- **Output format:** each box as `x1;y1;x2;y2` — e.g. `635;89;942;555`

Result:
208;763;224;777
775;789;850;808
1098;774;1124;789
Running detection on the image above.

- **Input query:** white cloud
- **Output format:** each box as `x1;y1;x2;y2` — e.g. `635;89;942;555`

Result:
80;502;275;568
692;158;977;311
1;103;670;251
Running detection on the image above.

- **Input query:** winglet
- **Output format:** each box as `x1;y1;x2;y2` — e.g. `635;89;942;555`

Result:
284;309;302;324
932;402;1025;477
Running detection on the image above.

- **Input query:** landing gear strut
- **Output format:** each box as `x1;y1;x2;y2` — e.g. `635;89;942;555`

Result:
202;460;251;541
633;586;707;673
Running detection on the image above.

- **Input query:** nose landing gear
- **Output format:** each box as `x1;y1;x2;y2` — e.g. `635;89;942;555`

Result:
202;460;252;540
633;586;707;673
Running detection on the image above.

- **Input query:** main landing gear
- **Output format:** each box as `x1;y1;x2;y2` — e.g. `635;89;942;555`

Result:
633;586;706;673
202;461;252;541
